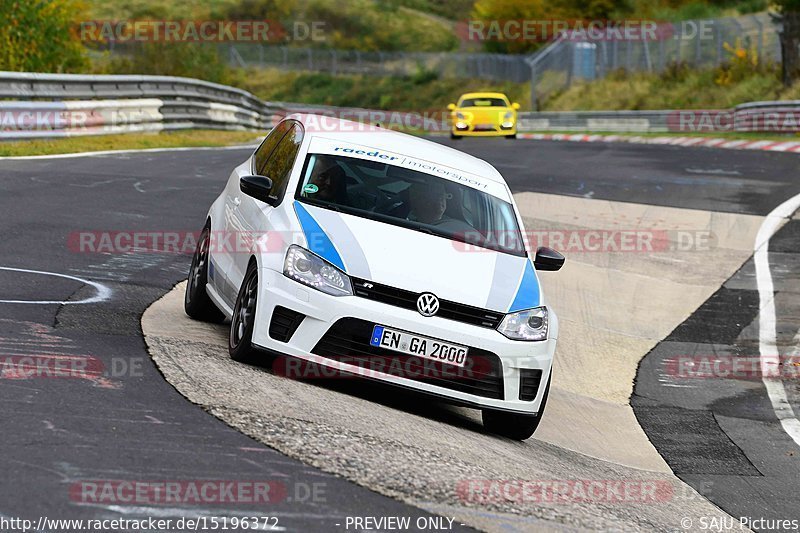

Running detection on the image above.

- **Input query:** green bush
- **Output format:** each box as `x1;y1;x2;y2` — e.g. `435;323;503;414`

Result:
97;43;231;83
298;0;458;52
0;0;88;72
231;67;530;110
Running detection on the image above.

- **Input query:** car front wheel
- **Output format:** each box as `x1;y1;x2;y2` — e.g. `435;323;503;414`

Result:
229;261;261;364
185;224;225;323
482;371;551;440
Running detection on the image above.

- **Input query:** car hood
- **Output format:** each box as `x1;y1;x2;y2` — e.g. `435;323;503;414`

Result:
458;107;512;124
293;202;540;313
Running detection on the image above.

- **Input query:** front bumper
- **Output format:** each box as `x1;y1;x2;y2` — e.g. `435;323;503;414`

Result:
452;123;517;137
251;268;556;414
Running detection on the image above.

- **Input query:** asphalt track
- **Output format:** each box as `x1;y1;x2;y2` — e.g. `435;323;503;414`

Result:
0;138;798;531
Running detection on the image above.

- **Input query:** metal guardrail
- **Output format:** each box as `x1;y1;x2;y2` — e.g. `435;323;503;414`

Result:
0;71;279;138
3;71;800;138
518;110;672;132
519;102;800;134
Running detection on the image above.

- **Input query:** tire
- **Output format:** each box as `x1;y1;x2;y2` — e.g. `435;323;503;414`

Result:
482;371;551;440
506;133;517;139
450;132;462;140
229;261;261;364
184;224;225;323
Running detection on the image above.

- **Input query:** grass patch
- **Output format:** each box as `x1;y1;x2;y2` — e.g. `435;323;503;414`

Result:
234;68;531;111
0;130;263;157
541;63;800;111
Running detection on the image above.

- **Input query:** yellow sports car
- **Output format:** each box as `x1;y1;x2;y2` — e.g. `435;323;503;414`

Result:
447;92;520;139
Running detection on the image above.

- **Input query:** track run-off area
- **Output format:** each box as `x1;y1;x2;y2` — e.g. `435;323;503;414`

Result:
0;138;799;532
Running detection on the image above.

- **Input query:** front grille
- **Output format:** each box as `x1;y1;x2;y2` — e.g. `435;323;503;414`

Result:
269;306;305;342
312;318;504;400
519;369;543;401
351;277;504;329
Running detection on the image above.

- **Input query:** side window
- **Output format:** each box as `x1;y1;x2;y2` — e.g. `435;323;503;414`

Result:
260;124;304;203
253;121;290;175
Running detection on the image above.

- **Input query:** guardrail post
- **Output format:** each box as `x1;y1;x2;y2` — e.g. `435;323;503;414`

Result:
755;16;764;61
694;27;701;64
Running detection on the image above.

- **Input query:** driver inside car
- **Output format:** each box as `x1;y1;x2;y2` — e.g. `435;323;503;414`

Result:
308;162;348;204
407;182;474;234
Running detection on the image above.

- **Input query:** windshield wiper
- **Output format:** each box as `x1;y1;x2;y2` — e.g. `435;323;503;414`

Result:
411;225;436;236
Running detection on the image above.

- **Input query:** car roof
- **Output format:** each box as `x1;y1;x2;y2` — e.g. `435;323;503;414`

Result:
459;92;509;100
287;113;508;184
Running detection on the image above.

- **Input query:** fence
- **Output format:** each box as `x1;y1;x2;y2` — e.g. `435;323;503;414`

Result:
528;13;781;108
92;12;781;108
3;71;800;139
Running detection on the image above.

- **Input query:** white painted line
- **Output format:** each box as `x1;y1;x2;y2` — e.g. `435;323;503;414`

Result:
0;143;259;161
754;193;800;447
0;267;111;304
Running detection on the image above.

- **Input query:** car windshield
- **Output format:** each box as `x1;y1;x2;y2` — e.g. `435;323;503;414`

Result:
296;153;525;256
459;97;508;108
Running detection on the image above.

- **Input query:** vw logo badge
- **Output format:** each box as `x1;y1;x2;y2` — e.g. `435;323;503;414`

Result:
417;292;440;317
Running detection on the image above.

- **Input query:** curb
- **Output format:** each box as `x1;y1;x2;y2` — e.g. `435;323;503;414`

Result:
518;132;800;153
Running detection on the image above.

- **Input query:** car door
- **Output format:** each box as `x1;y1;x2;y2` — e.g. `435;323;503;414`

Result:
227;121;304;298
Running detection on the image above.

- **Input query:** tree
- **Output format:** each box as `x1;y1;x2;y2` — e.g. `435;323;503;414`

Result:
775;0;800;85
0;0;88;72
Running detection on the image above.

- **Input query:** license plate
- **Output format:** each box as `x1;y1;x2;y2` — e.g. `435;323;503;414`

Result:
474;124;495;131
370;325;469;367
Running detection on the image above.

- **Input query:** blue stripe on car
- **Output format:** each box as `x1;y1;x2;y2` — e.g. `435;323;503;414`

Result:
485;253;524;312
293;202;347;271
508;260;540;312
304;205;372;279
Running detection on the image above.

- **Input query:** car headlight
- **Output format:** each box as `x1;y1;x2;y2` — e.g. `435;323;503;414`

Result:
283;245;353;296
497;307;548;341
456;112;466;120
501;111;515;128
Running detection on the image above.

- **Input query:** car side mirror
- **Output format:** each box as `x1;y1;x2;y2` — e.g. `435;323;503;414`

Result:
533;246;564;271
512;102;520;110
240;174;277;206
447;103;456;111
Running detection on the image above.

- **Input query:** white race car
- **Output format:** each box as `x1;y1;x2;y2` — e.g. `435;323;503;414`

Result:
185;114;564;440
